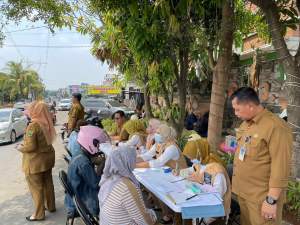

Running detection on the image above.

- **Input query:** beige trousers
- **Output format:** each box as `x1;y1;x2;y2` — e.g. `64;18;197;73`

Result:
25;169;56;219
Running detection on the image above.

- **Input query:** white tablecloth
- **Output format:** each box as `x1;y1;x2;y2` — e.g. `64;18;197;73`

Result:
133;168;225;219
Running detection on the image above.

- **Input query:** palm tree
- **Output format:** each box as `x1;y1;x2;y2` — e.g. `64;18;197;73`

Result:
0;72;9;104
1;61;45;102
5;61;27;100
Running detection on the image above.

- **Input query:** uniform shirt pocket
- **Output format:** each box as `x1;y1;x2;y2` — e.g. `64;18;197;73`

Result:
246;137;261;158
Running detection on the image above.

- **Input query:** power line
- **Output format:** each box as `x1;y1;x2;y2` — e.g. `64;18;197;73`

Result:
42;30;50;75
4;26;48;34
11;31;80;35
4;28;24;60
2;44;91;48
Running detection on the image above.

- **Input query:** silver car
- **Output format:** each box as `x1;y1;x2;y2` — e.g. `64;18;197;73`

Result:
57;99;72;111
0;108;28;144
104;100;135;117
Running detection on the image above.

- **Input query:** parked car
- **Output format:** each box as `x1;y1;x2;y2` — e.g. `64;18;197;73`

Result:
104;100;135;117
0;108;28;143
57;99;72;111
82;98;112;119
13;101;26;111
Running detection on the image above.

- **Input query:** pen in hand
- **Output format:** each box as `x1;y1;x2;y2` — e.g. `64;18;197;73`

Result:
170;178;186;183
185;194;198;201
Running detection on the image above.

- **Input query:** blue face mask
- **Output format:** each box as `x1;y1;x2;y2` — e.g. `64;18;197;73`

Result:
154;133;163;144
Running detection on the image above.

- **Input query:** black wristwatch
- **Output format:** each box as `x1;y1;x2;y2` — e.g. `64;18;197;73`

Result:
266;196;277;205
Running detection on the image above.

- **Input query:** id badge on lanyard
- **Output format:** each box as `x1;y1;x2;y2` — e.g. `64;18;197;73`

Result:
239;135;251;161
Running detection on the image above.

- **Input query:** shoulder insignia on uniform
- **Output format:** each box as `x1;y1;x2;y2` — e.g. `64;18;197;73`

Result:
27;130;33;137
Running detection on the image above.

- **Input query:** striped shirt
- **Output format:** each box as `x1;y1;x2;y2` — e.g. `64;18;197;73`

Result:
100;180;156;225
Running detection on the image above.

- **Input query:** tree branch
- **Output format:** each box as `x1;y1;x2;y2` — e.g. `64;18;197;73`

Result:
158;76;171;107
248;0;294;68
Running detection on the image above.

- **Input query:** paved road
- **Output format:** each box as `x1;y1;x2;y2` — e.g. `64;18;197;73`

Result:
0;111;83;225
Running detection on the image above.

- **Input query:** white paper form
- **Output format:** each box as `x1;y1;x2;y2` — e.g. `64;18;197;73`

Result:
135;170;186;193
179;192;223;207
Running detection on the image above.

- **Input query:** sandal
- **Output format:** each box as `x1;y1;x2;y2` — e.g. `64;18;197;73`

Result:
26;216;45;222
159;216;173;224
152;206;162;211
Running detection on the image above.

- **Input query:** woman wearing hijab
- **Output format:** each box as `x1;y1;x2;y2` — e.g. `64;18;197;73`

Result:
119;119;147;153
98;146;157;225
136;124;187;224
145;119;161;150
17;101;56;221
188;162;231;224
183;134;224;166
137;124;187;170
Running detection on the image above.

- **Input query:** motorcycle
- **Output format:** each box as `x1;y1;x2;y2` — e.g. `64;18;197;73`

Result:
48;105;57;125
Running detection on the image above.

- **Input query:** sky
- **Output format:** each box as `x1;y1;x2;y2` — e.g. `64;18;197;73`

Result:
0;21;112;90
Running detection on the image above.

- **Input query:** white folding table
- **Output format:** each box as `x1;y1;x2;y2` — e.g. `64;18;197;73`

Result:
133;168;225;224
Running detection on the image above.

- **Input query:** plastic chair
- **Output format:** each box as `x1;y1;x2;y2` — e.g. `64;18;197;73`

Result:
59;170;73;195
63;154;70;164
64;145;73;157
73;195;99;225
58;170;77;225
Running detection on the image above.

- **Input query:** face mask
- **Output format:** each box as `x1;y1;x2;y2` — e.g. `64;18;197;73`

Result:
154;133;163;144
191;159;201;165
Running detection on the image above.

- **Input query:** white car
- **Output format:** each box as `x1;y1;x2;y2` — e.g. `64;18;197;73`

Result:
0;108;28;143
57;99;72;111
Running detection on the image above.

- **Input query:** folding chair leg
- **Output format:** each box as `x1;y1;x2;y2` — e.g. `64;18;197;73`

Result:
197;218;207;225
66;215;75;225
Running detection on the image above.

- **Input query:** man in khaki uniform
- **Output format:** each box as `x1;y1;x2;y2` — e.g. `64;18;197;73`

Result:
231;87;292;225
68;93;85;136
110;110;127;141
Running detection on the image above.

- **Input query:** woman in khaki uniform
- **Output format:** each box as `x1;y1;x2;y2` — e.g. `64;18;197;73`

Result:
17;101;56;221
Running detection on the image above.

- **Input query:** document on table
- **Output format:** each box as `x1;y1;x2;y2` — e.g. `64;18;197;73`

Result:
168;192;223;206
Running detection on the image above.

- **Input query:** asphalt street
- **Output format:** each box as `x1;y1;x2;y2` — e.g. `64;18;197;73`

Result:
0;111;83;225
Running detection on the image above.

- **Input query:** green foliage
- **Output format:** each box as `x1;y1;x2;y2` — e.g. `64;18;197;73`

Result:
0;61;44;103
220;152;234;165
1;0;72;31
234;0;269;48
151;104;182;122
101;118;117;135
287;180;300;216
177;129;197;150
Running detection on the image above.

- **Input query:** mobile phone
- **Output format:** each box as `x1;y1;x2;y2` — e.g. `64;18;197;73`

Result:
204;172;212;185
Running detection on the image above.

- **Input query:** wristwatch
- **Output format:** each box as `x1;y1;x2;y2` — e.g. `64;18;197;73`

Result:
266;196;277;205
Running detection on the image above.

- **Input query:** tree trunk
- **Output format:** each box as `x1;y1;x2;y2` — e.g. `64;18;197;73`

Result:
249;0;300;178
143;83;154;119
176;47;188;136
264;1;300;178
207;0;234;151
